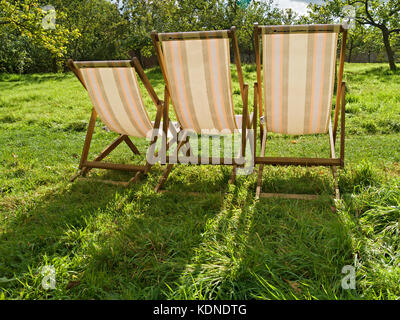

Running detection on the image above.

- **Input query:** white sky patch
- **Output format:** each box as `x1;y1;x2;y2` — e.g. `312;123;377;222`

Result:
273;0;322;15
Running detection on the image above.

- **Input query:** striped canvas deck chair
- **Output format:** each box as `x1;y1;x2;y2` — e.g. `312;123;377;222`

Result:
67;55;167;187
151;27;256;192
253;24;348;200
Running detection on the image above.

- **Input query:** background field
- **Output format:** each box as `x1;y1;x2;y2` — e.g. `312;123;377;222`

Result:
0;63;400;299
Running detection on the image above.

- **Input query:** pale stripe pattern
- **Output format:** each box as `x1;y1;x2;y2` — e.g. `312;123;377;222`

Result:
262;32;338;134
80;67;153;138
162;38;237;133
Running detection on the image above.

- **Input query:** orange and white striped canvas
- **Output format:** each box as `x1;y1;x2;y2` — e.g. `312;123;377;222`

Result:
79;66;153;138
262;32;338;135
161;38;237;133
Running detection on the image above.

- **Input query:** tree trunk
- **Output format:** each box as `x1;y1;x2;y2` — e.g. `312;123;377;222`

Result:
381;28;397;71
348;38;353;63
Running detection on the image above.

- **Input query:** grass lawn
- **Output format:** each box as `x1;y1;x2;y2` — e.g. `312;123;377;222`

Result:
0;63;400;299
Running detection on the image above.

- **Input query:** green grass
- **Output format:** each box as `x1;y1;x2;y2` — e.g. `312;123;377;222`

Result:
0;63;400;300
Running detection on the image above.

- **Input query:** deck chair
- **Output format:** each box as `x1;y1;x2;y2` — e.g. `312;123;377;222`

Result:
253;24;348;200
67;55;167;187
151;27;256;192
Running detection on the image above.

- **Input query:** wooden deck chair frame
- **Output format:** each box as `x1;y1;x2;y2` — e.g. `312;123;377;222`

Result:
253;24;348;200
67;53;165;187
151;27;256;193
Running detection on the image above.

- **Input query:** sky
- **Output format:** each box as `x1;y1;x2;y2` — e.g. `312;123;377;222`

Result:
273;0;323;15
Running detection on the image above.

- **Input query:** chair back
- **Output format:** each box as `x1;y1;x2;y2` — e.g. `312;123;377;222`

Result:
256;25;344;135
71;60;153;138
153;30;244;133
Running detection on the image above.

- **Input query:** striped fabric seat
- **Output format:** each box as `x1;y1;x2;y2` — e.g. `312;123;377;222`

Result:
261;25;339;135
159;34;237;133
75;61;153;138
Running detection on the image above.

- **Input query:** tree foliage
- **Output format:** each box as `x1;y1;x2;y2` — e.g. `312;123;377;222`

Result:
0;0;79;58
308;0;400;70
0;0;399;73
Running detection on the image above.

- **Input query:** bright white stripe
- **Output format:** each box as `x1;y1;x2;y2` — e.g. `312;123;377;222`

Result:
273;34;282;132
120;67;152;136
209;39;229;130
287;34;308;134
98;68;137;135
81;68;119;133
183;40;215;129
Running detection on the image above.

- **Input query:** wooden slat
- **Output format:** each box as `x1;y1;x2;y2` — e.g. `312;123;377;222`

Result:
158;30;230;41
77;177;129;187
157;190;224;197
73;60;132;68
164;156;243;166
259;193;320;200
340;82;346;167
259;24;343;34
255;157;341;166
83;161;146;171
333;30;347;141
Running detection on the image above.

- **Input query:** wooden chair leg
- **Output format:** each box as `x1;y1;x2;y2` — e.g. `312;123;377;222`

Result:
123;136;141;155
255;164;264;199
71;109;97;182
79;109;97;169
70;171;82;183
155;164;174;192
331;166;340;200
256;129;267;199
72;131;146;186
154;136;187;192
81;134;126;177
329;120;340;200
229;165;237;184
127;171;142;186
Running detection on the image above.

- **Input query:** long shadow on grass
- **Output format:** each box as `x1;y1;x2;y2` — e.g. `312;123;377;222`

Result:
0;167;227;299
0;164;357;299
0;73;70;84
72;166;233;299
346;65;400;83
0;181;120;280
161;170;357;299
79;190;223;299
241;197;357;299
235;172;357;299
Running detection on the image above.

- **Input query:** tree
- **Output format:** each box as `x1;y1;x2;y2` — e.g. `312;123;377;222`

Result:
352;0;400;70
50;0;127;61
0;0;79;59
308;0;400;70
120;0;284;63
